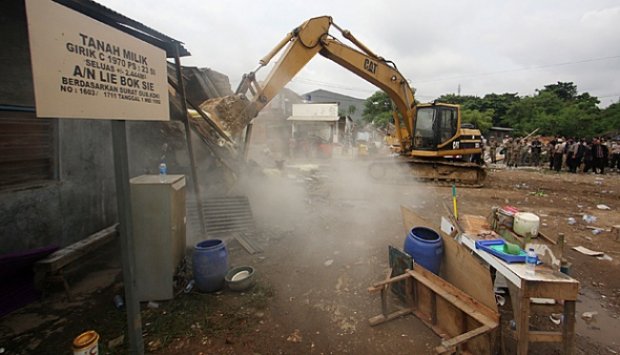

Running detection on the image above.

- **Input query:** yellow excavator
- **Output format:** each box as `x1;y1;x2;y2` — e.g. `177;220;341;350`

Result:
201;16;486;186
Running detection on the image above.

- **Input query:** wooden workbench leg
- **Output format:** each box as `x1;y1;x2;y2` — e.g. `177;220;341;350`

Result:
516;284;530;355
563;300;576;355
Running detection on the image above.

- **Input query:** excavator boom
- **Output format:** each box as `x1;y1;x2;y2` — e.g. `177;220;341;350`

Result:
199;16;485;186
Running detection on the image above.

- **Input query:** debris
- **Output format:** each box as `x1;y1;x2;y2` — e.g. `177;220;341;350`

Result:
531;298;556;305
324;259;334;267
592;229;603;235
550;313;563;325
586;226;611;232
113;295;124;309
597;254;613;262
184;280;195;293
581;311;598;324
495;294;506;306
108;335;124;349
286;329;303;343
147;301;160;309
582;214;597;224
572;246;604;256
597;204;611;210
567;217;576;225
147;339;162;352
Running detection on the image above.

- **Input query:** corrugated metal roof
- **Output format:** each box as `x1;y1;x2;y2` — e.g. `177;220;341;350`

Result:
54;0;190;57
287;115;339;122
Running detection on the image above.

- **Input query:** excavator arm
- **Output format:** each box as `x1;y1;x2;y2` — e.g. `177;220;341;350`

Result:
203;16;415;147
199;15;487;186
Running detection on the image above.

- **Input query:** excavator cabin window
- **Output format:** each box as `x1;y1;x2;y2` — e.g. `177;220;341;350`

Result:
413;106;458;150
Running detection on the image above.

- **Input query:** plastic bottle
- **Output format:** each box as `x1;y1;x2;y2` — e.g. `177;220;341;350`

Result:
113;294;124;309
158;162;167;183
525;248;537;277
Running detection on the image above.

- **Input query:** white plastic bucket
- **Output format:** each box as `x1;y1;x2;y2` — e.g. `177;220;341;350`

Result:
513;212;540;238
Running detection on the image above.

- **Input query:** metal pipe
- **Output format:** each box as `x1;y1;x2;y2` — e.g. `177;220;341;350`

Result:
174;44;206;235
332;22;382;60
258;32;294;66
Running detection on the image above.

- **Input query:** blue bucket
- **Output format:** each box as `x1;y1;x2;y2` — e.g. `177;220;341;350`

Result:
404;227;443;274
192;239;229;293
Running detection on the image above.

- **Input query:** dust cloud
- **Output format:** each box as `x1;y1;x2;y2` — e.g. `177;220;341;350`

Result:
238;151;435;268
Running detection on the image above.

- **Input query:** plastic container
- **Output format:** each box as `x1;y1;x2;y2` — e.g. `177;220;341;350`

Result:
225;266;256;291
498;206;518;228
525;248;537;277
192;239;228;293
72;330;99;355
475;239;527;263
404;227;443;275
158;162;167;183
514;212;540;238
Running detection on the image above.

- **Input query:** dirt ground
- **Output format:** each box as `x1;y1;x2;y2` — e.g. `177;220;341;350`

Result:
1;157;619;354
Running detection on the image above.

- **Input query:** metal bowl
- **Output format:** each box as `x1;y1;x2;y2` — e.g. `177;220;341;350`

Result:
224;266;255;291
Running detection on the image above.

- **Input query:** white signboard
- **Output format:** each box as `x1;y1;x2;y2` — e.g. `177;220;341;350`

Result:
25;0;170;121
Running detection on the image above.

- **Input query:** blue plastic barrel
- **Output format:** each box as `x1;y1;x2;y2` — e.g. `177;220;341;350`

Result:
403;227;443;274
192;239;229;293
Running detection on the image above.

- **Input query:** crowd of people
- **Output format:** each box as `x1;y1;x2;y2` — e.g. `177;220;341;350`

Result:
487;135;620;174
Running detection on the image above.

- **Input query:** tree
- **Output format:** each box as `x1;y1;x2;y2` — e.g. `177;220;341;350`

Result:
539;82;578;101
597;101;620;135
461;109;493;134
501;83;601;137
362;91;393;128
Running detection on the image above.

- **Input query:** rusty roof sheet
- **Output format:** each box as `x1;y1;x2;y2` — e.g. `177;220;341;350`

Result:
54;0;190;57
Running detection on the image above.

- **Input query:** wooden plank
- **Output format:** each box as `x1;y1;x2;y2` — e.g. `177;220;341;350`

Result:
436;324;494;353
524;280;579;301
528;331;563;343
369;270;497;354
516;284;530;355
461;214;491;235
563;300;576;355
368;272;411;292
408;267;499;326
234;232;262;254
35;224;119;273
368;308;413;327
401;206;498;312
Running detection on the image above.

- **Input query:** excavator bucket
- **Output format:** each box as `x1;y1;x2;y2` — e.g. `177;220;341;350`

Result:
199;94;254;137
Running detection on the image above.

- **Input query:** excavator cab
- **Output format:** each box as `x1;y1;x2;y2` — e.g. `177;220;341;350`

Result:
412;104;459;151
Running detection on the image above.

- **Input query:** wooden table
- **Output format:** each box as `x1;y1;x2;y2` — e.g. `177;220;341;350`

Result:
460;233;579;355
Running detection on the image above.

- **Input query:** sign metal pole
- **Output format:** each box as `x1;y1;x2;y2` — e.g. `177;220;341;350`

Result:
111;119;144;355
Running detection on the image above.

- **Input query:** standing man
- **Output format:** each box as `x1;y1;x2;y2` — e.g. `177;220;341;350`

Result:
512;138;519;167
553;138;565;172
489;137;498;164
592;138;609;174
546;140;556;169
567;139;580;173
520;139;530;166
530;136;542;167
504;137;513;167
583;140;594;173
611;140;620;172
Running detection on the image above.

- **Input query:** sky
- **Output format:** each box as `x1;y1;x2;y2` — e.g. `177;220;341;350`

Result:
100;0;620;107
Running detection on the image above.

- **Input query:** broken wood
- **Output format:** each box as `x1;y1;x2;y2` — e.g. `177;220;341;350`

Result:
368;264;499;354
234;232;262;255
34;224;119;299
401;206;497;312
